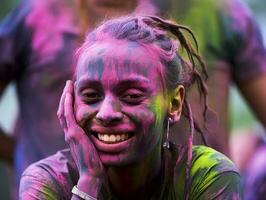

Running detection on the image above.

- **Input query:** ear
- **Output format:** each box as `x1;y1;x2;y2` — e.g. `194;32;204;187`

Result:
168;85;185;123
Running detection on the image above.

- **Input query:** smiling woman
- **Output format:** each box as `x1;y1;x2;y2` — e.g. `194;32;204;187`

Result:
19;16;242;200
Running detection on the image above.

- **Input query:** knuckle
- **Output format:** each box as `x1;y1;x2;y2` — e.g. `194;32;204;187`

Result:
57;112;61;118
65;130;77;142
58;118;65;126
65;133;74;143
57;110;61;117
64;111;71;119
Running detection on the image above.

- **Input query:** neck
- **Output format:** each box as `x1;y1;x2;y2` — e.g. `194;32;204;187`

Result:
75;0;137;33
107;146;162;200
75;0;163;33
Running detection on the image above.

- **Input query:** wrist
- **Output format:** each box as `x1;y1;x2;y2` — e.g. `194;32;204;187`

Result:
77;174;104;197
72;185;98;200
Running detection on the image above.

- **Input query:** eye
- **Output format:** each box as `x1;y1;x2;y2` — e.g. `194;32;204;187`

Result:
120;89;145;105
81;89;102;104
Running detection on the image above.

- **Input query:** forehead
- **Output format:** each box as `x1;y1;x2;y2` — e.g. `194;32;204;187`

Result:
76;40;164;81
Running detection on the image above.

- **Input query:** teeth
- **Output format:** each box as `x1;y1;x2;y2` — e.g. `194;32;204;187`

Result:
97;133;129;143
121;134;126;140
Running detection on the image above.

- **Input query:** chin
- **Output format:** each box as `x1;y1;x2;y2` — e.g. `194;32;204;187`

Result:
98;151;139;167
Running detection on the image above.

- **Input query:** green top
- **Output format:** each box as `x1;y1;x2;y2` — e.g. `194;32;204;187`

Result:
174;145;242;199
20;145;242;199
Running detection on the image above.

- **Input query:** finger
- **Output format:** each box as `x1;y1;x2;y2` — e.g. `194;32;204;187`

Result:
57;83;69;131
64;89;76;130
65;80;74;94
58;81;74;133
59;80;74;114
57;81;70;118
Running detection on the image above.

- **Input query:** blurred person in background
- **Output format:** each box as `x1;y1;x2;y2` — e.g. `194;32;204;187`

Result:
166;0;266;156
0;1;20;199
230;128;266;200
0;1;169;198
0;0;266;198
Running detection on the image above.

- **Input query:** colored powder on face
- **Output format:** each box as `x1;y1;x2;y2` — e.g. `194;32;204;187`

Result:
76;53;105;80
92;57;105;80
150;94;167;128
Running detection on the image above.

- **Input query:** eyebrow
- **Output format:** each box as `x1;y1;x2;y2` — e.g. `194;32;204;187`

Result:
76;79;102;91
115;77;153;95
117;76;151;85
76;76;151;91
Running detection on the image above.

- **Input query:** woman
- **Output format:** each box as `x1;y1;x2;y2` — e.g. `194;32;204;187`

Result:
19;16;242;199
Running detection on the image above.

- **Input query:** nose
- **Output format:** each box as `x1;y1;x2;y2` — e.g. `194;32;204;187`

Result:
96;95;123;126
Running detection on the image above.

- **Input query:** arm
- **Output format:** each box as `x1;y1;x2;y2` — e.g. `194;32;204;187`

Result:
19;81;105;200
19;165;62;200
0;127;15;164
224;0;266;129
237;74;266;129
57;81;105;200
0;81;15;164
0;3;31;164
19;165;102;200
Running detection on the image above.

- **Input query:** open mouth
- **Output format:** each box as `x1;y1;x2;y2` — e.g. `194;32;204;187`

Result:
91;131;134;144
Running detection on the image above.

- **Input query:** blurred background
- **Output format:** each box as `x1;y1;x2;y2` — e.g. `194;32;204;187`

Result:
230;0;266;132
0;1;20;199
0;0;265;199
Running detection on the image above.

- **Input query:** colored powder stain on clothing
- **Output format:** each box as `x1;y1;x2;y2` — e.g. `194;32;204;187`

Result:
20;145;243;199
190;146;239;179
41;185;58;200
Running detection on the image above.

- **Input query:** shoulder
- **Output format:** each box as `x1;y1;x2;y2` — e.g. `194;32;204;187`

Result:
216;0;252;17
190;146;242;199
191;145;239;174
214;0;256;36
173;144;240;182
191;145;240;181
173;144;242;199
25;0;77;29
0;1;31;35
19;149;78;199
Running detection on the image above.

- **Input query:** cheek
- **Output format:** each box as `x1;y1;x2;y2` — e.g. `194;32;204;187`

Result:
123;105;163;139
124;106;155;125
126;107;164;157
124;95;167;127
74;100;97;126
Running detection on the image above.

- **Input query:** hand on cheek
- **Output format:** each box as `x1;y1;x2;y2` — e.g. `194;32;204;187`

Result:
57;80;105;197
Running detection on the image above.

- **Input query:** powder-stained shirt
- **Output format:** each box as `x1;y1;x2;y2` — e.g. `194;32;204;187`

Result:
19;145;242;199
0;0;265;184
244;145;266;200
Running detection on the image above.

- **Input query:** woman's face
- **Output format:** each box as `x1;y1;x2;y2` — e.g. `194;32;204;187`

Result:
74;40;169;166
